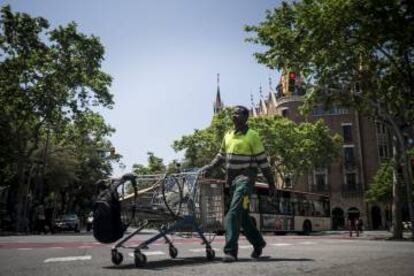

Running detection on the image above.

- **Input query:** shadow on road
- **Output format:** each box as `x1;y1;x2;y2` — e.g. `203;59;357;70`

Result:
103;256;314;271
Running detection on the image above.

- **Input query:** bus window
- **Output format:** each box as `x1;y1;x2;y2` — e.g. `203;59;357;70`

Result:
279;197;292;215
313;200;324;217
258;195;277;214
250;194;259;213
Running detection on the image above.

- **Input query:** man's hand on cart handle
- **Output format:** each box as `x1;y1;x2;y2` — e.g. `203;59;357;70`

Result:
200;165;212;177
122;173;136;182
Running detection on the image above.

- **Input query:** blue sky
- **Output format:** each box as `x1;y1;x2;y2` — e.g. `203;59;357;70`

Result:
4;0;282;176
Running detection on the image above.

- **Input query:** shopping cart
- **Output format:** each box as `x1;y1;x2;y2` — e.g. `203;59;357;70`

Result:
101;171;224;267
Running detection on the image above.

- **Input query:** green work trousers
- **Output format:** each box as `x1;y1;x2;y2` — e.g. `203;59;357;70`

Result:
224;175;265;256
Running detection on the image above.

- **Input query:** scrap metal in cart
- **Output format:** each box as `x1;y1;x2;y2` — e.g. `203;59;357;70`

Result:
105;171;225;267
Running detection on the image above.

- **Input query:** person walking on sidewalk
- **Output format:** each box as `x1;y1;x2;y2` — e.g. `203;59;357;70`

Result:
348;217;359;237
202;105;276;262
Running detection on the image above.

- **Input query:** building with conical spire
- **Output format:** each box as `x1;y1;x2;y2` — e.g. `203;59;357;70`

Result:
213;73;224;115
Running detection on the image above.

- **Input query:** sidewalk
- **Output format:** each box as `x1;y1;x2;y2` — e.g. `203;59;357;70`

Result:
314;230;413;240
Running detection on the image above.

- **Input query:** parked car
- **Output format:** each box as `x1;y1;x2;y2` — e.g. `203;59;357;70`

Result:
54;214;80;232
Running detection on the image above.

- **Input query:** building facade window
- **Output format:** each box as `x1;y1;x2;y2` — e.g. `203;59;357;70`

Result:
345;172;357;191
376;122;387;134
342;124;353;143
311;105;350;116
313;168;328;192
378;144;390;159
344;146;355;169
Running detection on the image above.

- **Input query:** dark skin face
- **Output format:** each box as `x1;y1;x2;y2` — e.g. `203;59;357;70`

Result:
232;107;248;133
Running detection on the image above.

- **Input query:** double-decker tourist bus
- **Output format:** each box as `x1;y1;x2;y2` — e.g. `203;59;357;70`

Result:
199;179;331;235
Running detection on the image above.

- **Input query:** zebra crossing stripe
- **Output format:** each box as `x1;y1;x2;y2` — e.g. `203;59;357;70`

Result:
239;245;253;249
44;255;92;263
188;247;219;253
271;243;292;246
299;241;317;245
128;251;165;256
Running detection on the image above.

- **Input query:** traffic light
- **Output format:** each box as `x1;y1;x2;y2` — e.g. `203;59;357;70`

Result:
288;71;296;94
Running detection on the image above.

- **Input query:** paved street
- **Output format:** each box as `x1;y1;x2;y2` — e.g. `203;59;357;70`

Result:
1;231;413;276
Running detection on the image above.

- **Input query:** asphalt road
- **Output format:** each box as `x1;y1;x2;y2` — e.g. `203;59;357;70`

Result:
1;231;413;276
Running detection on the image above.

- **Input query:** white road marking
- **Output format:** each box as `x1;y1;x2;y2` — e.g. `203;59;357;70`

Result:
44;255;92;263
271;243;292;246
128;251;165;257
78;246;92;249
299;241;317;245
188;247;219;253
17;248;33;251
239;245;253;249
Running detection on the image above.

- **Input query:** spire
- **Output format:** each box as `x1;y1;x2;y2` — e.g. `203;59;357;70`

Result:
259;84;268;115
250;92;257;117
259;84;263;99
268;74;273;92
213;73;224;114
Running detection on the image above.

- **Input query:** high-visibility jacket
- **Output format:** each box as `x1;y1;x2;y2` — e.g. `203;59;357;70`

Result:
210;128;274;187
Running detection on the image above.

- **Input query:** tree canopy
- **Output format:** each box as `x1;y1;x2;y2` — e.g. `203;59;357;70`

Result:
0;5;117;229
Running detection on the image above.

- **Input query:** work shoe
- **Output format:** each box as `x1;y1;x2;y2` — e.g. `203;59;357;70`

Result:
251;242;266;259
222;253;237;262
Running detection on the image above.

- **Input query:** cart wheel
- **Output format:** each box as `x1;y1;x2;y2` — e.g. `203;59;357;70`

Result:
134;251;147;267
111;250;123;265
169;246;178;259
206;248;215;261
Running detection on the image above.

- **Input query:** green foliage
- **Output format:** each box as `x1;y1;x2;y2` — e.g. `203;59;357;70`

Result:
249;116;341;182
129;152;169;193
366;161;393;204
132;152;166;176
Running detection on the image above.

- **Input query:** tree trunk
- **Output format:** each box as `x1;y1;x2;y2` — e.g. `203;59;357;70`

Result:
391;136;403;239
382;112;412;240
15;158;28;232
399;144;414;241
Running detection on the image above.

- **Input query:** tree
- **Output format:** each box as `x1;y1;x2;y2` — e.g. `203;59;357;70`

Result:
132;152;166;176
0;6;114;230
249;116;341;186
245;0;414;240
130;152;167;192
366;161;393;204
